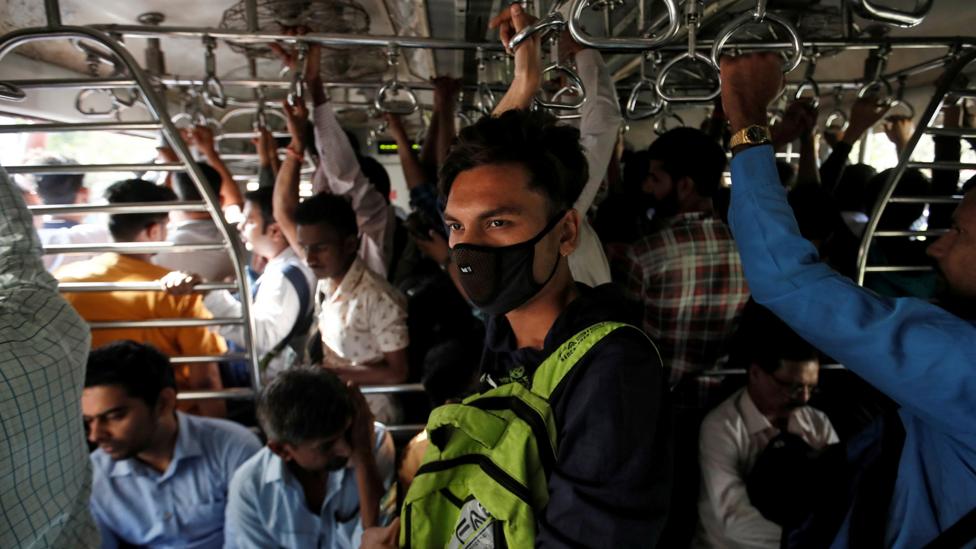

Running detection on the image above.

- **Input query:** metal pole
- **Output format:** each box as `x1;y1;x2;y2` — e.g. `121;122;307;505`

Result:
44;0;62;28
29;201;208;215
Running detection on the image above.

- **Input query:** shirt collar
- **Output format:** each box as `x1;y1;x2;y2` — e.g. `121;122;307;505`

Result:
738;388;774;436
321;257;366;301
108;412;203;480
267;246;299;269
261;450;350;508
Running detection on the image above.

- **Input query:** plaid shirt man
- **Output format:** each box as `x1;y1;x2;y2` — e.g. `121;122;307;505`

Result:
620;212;750;398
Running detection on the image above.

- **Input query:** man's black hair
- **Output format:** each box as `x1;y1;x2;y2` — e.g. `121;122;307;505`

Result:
173;162;222;202
256;367;352;444
85;340;176;408
421;339;481;406
730;300;819;375
834;163;877;213
788;183;844;243
646;127;728;199
244;186;276;230
439;109;588;215
294;191;359;239
104;179;177;241
360;156;391;204
34;156;83;205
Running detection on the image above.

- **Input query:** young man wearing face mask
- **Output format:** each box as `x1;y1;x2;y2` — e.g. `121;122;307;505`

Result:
224;368;394;549
695;303;837;549
82;340;262;548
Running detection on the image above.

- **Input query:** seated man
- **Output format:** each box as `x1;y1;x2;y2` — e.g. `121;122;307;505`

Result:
0;167;99;549
162;186;316;381
695;303;837;548
225;368;394;548
30;154;111;271
83;340;261;548
56;178;227;417
722;52;976;548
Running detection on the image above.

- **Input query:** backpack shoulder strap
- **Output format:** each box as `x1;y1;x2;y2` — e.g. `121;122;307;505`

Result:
531;321;651;400
924;506;976;549
257;264;315;372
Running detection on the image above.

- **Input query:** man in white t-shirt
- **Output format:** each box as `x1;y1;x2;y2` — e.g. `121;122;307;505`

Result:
695;303;838;549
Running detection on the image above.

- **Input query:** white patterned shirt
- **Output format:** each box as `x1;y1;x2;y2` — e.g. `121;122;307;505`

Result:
0;167;100;548
316;258;408;423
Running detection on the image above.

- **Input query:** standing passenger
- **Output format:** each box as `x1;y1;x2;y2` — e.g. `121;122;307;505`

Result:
0;166;99;548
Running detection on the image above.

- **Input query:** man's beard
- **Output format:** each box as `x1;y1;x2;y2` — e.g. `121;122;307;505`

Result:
932;270;976;320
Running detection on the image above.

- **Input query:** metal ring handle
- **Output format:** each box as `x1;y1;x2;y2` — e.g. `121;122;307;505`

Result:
888;99;916;119
218;107;288;128
550;87;583;120
110;88;139;108
75;88;120;118
509;13;567;51
824;109;849;132
374;81;420;115
654;52;721;103
711;11;804;74
851;0;934;28
857;77;894;101
568;0;680;51
286;44;308;108
203;76;227;109
654;110;685;136
793;78;821;108
535;63;586;111
626;79;664;120
0;81;26;102
477;82;497;115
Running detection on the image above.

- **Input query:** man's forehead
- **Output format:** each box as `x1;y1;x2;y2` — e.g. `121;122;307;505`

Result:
444;163;547;218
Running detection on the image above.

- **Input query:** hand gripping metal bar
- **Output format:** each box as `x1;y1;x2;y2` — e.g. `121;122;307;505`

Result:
568;0;680;51
711;0;803;74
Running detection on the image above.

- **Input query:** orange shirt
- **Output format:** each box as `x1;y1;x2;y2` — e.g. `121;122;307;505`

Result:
56;253;227;358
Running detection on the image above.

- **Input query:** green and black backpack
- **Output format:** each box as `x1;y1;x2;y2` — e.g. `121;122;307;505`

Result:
400;321;655;549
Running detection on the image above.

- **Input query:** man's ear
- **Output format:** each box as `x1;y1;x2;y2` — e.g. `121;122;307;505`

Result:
267;440;293;462
155;387;178;418
144;220;166;242
675;176;698;203
558;209;580;257
75;186;90;205
344;234;360;256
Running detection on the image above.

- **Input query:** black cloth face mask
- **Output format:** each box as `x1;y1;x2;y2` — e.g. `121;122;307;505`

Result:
450;212;566;316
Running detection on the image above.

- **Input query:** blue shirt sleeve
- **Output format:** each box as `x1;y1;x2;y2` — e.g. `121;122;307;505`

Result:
728;145;976;436
224;464;277;549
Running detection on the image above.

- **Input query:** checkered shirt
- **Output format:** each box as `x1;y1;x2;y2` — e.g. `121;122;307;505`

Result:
619;212;750;395
0;167;99;548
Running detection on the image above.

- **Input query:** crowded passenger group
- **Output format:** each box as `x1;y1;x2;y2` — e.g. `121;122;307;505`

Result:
3;4;976;549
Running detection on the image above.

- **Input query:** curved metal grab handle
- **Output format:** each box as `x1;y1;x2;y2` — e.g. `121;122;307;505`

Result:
551;86;583;120
711;11;803;74
888;99;916;119
568;0;680;51
535;63;586;111
477;82;497;115
857;77;894;101
794;78;821;108
654;52;721;103
849;0;934;28
509;12;566;51
203;76;227;109
374;81;420;115
75;88;120;117
626;78;664;120
825;109;849;131
219;106;288;128
0;81;26;102
654;110;685;135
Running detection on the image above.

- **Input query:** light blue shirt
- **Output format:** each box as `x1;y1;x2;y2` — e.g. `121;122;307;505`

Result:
729;145;976;548
90;411;262;549
224;423;395;549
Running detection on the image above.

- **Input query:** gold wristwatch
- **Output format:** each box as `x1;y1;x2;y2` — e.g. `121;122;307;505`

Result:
730;125;772;149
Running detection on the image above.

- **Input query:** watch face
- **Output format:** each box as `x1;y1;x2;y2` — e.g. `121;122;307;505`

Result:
746;126;769;143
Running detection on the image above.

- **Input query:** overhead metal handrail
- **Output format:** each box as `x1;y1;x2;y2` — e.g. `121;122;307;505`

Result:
567;0;680;51
88;318;244;329
59;281;237;293
655;0;720;103
5;162;184;175
29;201;208;215
711;0;803;74
509;12;567;52
0;121;162;133
856;49;976;285
537;63;587;111
824;86;849;131
43;242;227;255
170;353;249;364
848;0;934;28
202;35;228;109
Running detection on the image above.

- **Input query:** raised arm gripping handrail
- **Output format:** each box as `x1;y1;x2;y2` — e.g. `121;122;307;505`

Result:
710;0;803;74
509;12;567;51
568;0;680;51
848;0;935;28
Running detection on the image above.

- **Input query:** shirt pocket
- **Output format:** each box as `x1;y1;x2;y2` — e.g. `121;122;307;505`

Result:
174;498;227;542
